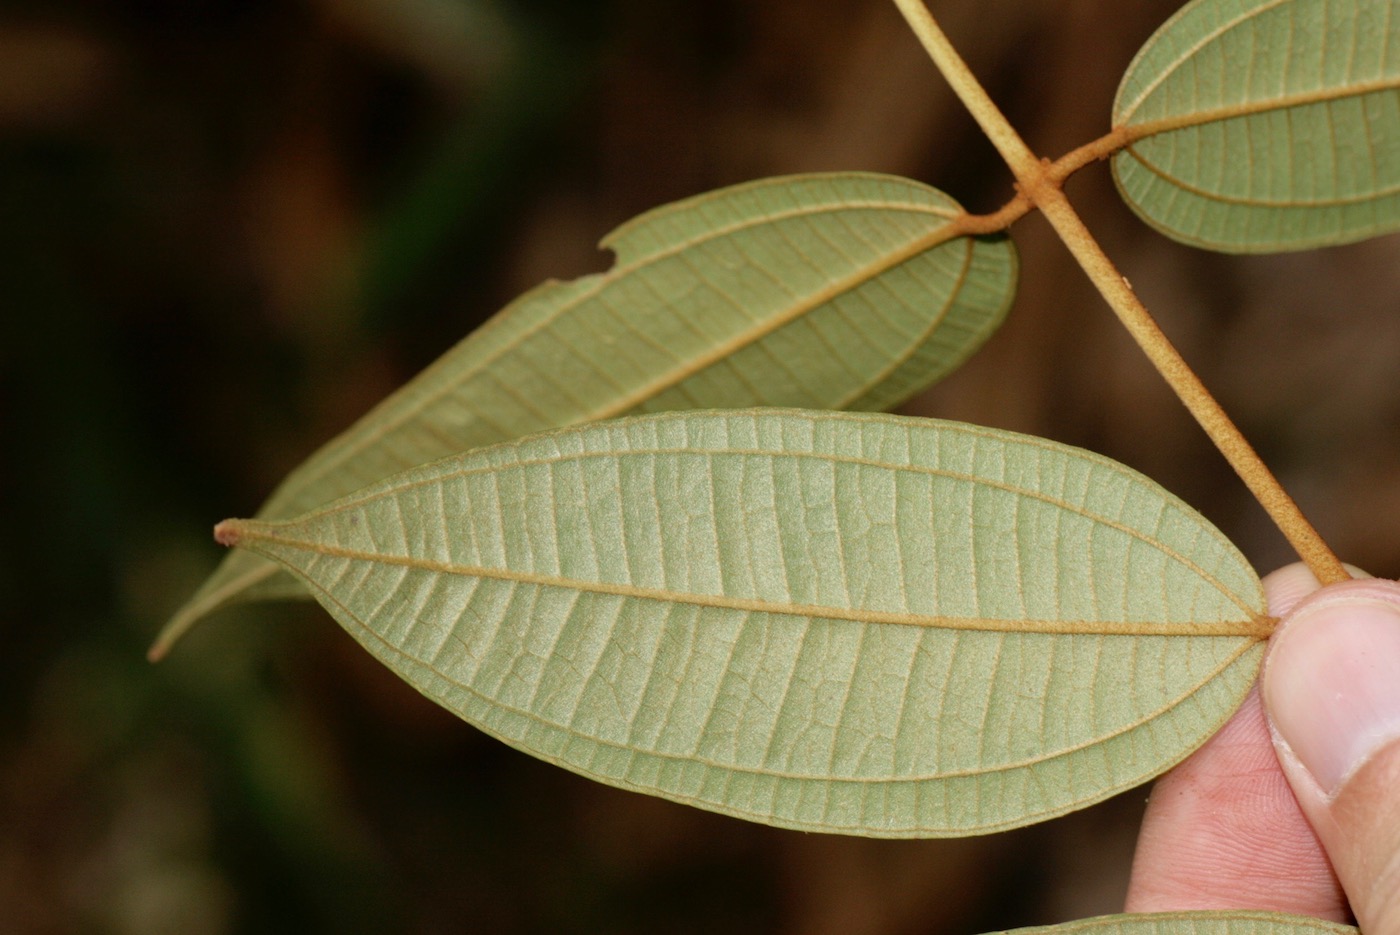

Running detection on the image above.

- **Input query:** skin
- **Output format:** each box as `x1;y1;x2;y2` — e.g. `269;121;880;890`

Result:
1126;563;1400;934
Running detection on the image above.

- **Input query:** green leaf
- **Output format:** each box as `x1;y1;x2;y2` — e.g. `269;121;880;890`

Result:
991;911;1356;935
1112;0;1400;252
216;409;1270;836
154;172;1017;658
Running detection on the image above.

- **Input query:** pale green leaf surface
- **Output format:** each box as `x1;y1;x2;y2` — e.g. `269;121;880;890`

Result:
1112;0;1400;252
220;409;1269;836
991;910;1356;935
155;173;1016;657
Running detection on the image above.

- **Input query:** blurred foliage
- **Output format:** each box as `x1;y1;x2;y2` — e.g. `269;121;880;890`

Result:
2;0;1396;932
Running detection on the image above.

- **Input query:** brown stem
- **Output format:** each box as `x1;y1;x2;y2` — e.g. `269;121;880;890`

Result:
951;192;1034;235
892;0;1349;585
1032;190;1348;583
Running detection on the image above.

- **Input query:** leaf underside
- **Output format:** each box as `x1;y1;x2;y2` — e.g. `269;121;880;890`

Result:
157;173;1017;655
996;910;1357;935
222;409;1268;837
1113;0;1400;252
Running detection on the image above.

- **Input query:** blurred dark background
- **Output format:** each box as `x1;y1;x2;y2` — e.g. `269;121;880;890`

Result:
3;0;1397;932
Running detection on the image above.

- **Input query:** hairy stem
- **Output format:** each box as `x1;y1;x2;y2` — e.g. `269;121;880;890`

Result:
892;0;1348;585
1047;127;1135;184
1034;192;1347;583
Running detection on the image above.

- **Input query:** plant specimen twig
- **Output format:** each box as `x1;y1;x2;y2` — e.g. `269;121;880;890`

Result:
892;0;1349;587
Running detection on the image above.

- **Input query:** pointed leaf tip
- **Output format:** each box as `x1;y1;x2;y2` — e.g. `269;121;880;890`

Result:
148;519;256;661
214;520;244;548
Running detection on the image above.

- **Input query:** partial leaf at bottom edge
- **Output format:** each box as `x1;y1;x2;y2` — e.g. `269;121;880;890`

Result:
991;911;1356;935
216;409;1269;837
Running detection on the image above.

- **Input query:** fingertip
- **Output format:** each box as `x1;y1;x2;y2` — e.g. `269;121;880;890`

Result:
1264;580;1400;796
1326;736;1400;935
1125;688;1346;918
1263;578;1400;935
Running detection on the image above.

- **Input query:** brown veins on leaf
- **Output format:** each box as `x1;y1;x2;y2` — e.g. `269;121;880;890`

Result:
214;517;1276;641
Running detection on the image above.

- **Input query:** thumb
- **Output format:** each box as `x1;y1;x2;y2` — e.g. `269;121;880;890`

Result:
1263;578;1400;935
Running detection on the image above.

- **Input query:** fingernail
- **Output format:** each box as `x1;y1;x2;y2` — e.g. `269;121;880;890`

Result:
1263;590;1400;796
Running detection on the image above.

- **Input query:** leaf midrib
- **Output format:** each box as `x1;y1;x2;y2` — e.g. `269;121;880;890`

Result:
283;435;1264;621
239;528;1274;638
286;555;1264;789
1119;72;1400;148
1120;130;1400;208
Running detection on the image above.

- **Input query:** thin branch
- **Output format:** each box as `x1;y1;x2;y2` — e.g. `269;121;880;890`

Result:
892;0;1349;585
890;0;1040;179
950;192;1033;236
1033;189;1348;584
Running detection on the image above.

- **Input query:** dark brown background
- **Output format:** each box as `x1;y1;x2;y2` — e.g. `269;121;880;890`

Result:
3;0;1397;931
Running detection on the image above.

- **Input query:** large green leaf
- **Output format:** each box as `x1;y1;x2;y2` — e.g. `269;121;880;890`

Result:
992;911;1356;935
1112;0;1400;252
215;409;1270;836
154;173;1016;658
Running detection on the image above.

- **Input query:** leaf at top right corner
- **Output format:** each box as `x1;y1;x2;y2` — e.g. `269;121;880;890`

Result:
1112;0;1400;253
